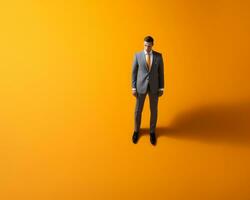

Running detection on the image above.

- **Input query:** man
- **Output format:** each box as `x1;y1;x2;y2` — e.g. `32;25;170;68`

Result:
131;36;164;145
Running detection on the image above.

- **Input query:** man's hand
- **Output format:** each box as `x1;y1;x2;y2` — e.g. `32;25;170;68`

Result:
132;90;138;97
158;90;163;97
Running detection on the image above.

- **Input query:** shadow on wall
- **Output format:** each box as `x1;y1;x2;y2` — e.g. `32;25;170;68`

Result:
153;101;250;147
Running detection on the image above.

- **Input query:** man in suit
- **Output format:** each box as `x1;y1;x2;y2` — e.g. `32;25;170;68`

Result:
131;36;164;145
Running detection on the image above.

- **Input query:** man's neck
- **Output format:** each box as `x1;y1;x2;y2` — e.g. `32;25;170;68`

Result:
144;50;153;54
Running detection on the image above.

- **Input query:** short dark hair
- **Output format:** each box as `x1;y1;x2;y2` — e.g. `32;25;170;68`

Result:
144;36;154;44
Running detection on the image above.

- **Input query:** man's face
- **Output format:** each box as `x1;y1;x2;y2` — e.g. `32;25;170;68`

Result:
144;41;153;53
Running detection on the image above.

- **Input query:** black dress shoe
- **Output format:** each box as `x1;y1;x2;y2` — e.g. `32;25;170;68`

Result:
150;132;157;145
132;131;139;144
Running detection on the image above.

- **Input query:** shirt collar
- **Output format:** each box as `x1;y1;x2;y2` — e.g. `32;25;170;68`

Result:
144;50;153;55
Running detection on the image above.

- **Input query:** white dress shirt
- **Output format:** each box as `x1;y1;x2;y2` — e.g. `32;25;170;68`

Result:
132;50;164;92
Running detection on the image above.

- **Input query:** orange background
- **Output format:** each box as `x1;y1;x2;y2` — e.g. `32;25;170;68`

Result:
1;0;250;199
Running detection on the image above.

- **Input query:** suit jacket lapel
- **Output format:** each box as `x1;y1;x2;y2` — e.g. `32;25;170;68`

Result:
141;51;148;72
151;50;156;72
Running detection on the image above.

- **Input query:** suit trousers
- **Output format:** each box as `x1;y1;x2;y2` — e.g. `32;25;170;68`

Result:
134;84;159;133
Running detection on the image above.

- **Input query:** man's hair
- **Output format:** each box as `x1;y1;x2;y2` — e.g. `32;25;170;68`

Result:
144;36;154;44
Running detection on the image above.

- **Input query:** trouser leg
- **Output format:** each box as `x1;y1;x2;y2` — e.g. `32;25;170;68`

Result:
148;88;159;133
134;92;147;132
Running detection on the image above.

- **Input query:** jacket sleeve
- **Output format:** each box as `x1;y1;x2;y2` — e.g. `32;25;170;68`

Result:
131;53;138;90
158;53;165;89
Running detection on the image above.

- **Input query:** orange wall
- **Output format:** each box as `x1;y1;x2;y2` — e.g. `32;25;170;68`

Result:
1;0;250;199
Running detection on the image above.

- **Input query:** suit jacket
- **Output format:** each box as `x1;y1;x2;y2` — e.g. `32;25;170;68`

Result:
132;50;164;94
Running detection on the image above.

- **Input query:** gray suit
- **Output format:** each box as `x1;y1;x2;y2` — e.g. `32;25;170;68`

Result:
131;50;164;133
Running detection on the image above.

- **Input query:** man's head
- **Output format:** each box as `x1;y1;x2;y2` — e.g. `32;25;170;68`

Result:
144;36;154;53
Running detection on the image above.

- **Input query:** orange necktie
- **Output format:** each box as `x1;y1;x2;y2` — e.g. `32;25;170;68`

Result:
146;53;151;71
